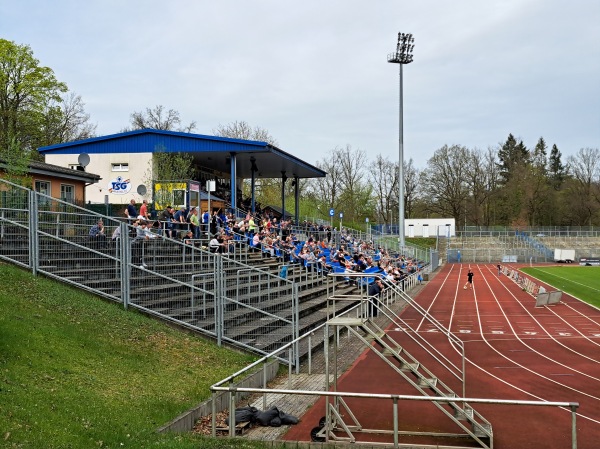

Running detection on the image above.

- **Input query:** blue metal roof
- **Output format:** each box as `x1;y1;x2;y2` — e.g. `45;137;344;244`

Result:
38;128;326;179
39;128;267;154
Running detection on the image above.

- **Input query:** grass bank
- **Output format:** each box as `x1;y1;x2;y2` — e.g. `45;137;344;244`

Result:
0;263;273;449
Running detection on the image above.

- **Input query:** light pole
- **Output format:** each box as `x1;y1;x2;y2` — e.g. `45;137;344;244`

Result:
388;32;414;248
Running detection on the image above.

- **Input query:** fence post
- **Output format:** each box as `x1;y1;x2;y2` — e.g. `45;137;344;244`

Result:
29;190;39;275
294;283;300;372
216;254;223;347
571;403;578;449
120;222;130;309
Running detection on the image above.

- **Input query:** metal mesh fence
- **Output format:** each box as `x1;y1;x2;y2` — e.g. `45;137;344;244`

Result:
36;201;125;302
0;178;302;364
0;185;30;268
447;231;600;263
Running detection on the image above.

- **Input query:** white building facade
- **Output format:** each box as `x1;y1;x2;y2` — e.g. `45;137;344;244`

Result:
44;152;154;205
405;218;456;237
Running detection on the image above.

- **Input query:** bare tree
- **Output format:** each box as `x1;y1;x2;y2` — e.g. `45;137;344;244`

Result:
308;148;344;216
482;147;501;225
464;148;498;226
126;105;196;132
125;105;196;182
335;145;370;222
565;148;600;225
38;92;96;146
213;120;278;146
369;154;398;224
213;120;280;207
404;158;420;219
421;145;470;226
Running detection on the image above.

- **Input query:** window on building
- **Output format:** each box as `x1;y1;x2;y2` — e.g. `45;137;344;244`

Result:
69;164;84;171
35;180;50;195
35;180;52;206
61;184;75;203
111;163;129;172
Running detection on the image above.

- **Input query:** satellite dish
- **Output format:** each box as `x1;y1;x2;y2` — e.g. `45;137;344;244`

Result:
78;153;90;167
136;185;147;195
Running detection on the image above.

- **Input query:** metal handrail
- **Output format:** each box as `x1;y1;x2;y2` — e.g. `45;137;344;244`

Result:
212;384;578;448
328;272;464;383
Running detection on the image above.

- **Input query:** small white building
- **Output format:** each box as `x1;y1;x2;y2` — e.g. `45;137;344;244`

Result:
405;218;455;238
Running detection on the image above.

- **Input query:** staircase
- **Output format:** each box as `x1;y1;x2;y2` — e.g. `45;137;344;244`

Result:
312;275;493;448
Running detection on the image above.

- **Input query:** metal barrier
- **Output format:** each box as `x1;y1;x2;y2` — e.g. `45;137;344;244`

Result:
328;271;466;396
211;271;580;448
0;178;302;364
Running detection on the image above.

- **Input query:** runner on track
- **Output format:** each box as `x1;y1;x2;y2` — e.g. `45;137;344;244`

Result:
464;268;474;290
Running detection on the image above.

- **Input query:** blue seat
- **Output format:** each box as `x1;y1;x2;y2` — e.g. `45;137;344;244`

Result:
358;266;382;287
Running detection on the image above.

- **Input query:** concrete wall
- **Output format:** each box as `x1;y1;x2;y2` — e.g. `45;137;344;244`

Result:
157;360;279;433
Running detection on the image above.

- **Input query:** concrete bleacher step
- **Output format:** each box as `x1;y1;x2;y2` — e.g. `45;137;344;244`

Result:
244;299;359;355
212;292;353;348
8;230;353;361
0;252;30;263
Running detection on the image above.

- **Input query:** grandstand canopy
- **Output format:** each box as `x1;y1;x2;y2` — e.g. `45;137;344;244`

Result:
37;128;327;180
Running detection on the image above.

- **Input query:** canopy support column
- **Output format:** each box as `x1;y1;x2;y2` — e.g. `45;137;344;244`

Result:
281;171;287;221
229;152;237;214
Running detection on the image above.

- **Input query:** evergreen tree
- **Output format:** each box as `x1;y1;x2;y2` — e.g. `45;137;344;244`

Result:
548;144;566;190
496;134;531;225
497;134;530;184
532;137;548;172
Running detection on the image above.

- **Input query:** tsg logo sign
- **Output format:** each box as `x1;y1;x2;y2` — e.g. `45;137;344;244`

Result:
108;176;132;195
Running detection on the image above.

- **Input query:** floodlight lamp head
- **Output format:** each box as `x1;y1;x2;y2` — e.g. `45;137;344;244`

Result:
389;32;415;64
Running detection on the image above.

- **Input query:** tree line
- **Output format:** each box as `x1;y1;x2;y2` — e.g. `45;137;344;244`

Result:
2;38;599;227
303;139;600;228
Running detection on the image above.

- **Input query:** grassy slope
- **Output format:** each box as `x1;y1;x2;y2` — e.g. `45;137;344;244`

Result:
521;265;600;308
0;263;273;449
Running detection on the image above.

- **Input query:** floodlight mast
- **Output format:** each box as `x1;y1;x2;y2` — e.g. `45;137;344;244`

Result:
388;32;414;248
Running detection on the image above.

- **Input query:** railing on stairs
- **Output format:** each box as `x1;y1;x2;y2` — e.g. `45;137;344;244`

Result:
211;270;580;448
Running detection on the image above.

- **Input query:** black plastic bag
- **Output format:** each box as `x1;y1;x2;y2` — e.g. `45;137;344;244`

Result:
225;406;259;425
255;406;281;426
279;409;299;425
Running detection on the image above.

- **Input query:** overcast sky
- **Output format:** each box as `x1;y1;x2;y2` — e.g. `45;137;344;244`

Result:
2;0;599;168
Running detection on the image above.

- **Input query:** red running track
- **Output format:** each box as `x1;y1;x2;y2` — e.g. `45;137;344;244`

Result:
283;263;600;448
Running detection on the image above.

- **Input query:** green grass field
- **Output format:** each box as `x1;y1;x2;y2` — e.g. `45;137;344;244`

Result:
521;265;600;308
0;263;277;449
